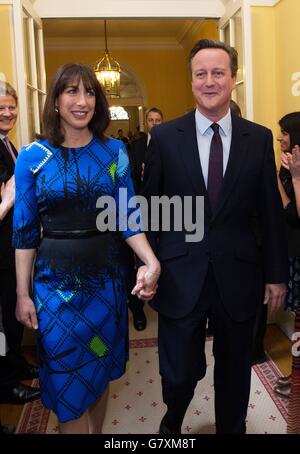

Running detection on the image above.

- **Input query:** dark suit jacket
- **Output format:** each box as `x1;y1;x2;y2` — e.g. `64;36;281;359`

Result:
128;135;148;194
0;138;17;270
142;110;288;322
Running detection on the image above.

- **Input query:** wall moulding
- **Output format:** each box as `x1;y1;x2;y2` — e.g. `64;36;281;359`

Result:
30;0;225;19
44;36;183;51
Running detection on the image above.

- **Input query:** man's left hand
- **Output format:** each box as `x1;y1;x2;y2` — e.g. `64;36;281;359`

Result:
263;283;287;313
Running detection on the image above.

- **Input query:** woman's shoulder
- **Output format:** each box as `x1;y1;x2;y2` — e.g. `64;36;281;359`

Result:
16;139;54;173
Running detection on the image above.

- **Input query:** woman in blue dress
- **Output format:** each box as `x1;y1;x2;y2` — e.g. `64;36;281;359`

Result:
13;63;160;434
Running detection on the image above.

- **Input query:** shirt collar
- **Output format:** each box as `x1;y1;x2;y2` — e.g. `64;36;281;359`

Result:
195;108;232;136
0;133;7;141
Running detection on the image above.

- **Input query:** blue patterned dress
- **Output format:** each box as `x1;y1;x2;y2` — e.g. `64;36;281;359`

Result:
13;136;140;423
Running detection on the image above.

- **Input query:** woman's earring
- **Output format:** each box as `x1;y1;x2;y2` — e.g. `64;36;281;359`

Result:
55;106;59;113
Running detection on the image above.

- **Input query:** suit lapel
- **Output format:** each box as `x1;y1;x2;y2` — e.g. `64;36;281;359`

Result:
0;140;15;174
176;111;207;196
213;114;249;218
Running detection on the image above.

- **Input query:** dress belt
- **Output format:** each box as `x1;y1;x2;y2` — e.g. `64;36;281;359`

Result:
43;228;109;239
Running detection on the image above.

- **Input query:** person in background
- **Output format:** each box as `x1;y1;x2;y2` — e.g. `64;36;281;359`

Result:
126;107;163;331
0;81;40;404
13;64;160;434
133;125;146;141
281;142;300;434
130;108;164;194
127;131;134;145
0;185;40;405
117;128;130;151
141;39;287;434
274;112;300;400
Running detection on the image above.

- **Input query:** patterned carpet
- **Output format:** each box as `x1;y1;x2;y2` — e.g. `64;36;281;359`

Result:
16;336;288;434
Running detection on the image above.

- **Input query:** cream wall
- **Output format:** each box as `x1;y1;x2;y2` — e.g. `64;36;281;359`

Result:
45;20;218;122
45;48;188;122
275;0;300;117
0;5;13;84
251;7;278;134
0;4;18;145
252;0;300;161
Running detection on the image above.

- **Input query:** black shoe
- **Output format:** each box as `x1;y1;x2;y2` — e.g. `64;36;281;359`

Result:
0;383;40;405
159;413;181;435
276;375;292;387
6;351;39;380
216;422;247;434
0;424;16;434
251;352;267;366
132;310;147;331
274;383;291;399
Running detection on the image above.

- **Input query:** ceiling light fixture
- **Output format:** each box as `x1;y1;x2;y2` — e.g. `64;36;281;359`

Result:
94;20;121;98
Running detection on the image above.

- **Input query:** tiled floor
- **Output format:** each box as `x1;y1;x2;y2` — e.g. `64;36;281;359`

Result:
15;304;289;434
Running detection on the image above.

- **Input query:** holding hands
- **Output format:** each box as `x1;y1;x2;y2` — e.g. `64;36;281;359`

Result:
132;264;161;301
125;232;161;302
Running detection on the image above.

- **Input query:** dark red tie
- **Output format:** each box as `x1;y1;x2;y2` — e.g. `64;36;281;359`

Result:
207;123;223;211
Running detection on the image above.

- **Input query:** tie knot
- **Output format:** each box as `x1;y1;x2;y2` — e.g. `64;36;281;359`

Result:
211;123;219;134
3;136;9;145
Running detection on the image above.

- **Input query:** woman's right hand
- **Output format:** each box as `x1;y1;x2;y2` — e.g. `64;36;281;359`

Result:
16;295;38;330
132;263;161;301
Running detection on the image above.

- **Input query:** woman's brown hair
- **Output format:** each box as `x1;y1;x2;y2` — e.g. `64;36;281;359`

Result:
40;63;110;146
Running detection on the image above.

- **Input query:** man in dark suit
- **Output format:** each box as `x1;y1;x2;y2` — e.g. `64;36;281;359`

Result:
0;81;40;403
141;40;288;434
130;107;163;194
127;107;163;330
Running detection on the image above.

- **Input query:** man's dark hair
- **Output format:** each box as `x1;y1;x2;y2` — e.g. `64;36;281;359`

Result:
40;63;110;146
230;99;242;117
189;39;238;77
145;107;163;120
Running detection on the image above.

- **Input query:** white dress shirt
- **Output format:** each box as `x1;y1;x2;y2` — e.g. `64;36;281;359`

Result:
195;109;232;187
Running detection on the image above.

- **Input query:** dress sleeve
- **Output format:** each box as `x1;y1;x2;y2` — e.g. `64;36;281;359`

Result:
114;142;142;239
12;147;41;248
